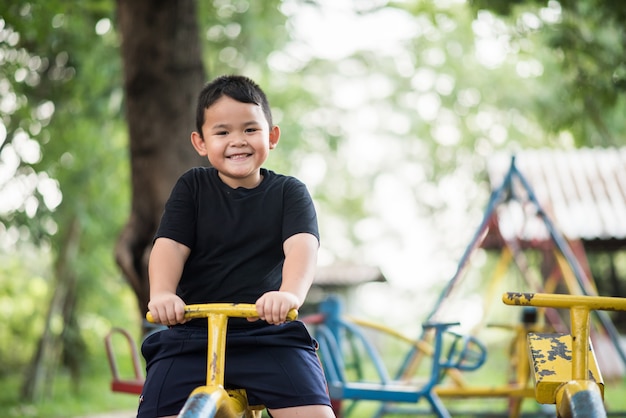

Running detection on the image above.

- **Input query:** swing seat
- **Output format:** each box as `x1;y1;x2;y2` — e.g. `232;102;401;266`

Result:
104;327;145;395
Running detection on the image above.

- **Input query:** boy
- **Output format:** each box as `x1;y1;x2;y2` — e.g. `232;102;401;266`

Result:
137;75;335;418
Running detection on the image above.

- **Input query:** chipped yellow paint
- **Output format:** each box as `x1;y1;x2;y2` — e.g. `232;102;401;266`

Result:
527;333;604;404
502;292;626;313
146;303;297;417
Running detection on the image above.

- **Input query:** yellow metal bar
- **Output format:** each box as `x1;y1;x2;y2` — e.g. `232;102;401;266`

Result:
144;303;298;417
348;316;467;386
570;307;589;382
435;385;535;398
554;252;589;296
477;246;513;331
347;316;420;345
187;385;244;418
502;292;626;312
146;304;296;386
513;323;531;388
146;304;298;324
185;303;298;321
207;313;228;387
554;248;598;296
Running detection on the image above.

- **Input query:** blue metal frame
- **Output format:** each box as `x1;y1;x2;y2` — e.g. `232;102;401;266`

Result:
313;296;487;418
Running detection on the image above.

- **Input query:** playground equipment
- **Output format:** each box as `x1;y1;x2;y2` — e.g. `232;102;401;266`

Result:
307;290;626;418
104;320;165;396
502;291;626;418
303;295;487;418
104;327;144;395
146;303;297;418
106;305;297;418
303;294;544;418
431;155;626;364
304;155;626;417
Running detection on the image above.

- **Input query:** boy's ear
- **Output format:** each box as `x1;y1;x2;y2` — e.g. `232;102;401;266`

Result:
269;125;280;149
190;132;208;156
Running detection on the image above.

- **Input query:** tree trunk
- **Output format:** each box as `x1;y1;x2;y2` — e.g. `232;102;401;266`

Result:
114;0;207;325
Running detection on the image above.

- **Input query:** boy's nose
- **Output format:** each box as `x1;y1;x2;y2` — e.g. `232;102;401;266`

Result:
232;136;247;146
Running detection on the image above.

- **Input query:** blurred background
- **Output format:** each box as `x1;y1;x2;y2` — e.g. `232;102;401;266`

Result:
1;0;626;416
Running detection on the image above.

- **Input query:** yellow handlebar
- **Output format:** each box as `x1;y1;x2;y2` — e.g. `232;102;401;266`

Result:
146;302;298;323
502;292;626;312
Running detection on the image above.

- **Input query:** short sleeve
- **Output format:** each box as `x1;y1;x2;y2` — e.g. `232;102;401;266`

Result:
154;172;197;248
282;178;319;244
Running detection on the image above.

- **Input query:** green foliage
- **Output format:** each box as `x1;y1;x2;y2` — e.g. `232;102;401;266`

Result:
197;0;288;75
0;245;50;375
469;0;544;16
469;0;626;146
0;239;140;416
0;0;132;405
0;0;125;239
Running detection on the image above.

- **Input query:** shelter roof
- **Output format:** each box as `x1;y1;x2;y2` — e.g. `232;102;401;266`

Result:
484;147;626;251
314;263;387;287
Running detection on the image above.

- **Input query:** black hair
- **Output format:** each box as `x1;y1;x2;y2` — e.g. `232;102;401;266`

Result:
195;75;273;137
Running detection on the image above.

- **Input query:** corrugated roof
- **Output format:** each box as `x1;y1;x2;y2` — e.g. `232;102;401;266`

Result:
314;263;387;287
485;148;626;247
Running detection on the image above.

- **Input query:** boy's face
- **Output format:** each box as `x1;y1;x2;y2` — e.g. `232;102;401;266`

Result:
191;95;280;189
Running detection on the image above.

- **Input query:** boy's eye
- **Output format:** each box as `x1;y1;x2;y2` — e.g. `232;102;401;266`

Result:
215;130;228;136
245;128;258;133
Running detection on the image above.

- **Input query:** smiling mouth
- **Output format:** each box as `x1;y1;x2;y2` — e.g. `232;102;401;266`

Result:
227;153;251;160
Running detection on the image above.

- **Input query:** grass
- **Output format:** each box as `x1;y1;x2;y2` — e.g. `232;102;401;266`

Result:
0;373;139;418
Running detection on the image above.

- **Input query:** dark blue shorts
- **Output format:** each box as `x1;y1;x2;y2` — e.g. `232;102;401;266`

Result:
136;320;331;417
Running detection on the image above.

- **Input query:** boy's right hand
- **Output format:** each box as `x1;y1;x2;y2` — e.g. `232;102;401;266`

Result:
147;293;187;325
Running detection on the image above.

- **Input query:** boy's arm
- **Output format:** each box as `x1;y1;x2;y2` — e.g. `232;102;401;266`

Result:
147;237;191;325
255;232;319;324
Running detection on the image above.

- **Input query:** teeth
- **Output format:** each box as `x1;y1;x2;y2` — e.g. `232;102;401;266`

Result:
229;154;248;160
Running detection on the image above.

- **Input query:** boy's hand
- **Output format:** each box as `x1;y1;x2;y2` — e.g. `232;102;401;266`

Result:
147;293;186;326
254;291;300;325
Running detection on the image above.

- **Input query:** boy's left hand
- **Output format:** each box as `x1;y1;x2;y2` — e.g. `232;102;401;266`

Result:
253;291;300;325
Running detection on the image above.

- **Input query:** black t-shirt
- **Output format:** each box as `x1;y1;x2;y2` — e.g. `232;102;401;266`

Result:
154;167;319;305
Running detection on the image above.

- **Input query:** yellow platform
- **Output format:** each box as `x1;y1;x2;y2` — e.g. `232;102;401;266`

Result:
527;332;604;404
